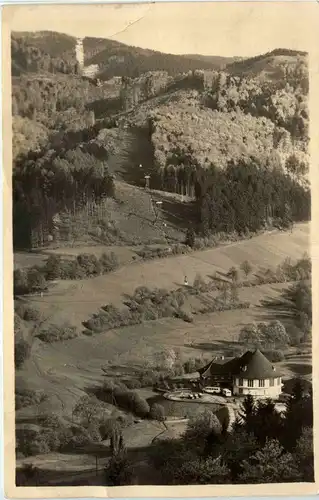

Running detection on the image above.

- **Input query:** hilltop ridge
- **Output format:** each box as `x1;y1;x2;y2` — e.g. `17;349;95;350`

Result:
11;30;309;250
12;30;307;81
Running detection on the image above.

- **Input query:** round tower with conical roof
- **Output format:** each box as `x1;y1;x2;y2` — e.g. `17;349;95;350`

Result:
232;349;283;398
198;348;283;399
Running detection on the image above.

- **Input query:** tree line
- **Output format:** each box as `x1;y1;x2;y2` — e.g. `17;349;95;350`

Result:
11;36;78;77
13;147;114;248
196;160;310;235
151;156;310;235
105;381;313;485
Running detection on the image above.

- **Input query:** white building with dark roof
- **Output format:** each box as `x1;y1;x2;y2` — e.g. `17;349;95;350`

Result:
198;349;283;398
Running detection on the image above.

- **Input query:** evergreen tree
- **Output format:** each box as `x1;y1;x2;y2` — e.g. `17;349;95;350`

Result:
104;454;134;486
185;227;196;248
239;439;301;483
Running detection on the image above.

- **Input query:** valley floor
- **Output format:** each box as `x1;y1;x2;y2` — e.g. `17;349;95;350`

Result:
16;223;310;414
18;222;309;328
15;222;312;484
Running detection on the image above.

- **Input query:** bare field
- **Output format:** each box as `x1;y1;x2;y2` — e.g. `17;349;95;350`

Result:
23;222;309;329
15;223;311;419
17;283;303;417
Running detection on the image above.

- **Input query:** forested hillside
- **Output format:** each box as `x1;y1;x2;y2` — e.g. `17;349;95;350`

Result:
11;32;78;76
226;48;308;80
11;32;310;250
12;31;233;80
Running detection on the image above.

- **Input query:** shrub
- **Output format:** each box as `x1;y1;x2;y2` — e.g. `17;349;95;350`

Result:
173;456;231;485
174;290;185;307
59;259;84;280
279;257;296;280
184;410;222;453
24;306;41;322
84;305;142;333
99;385;150;417
261;350;285;362
87;421;102;442
136;246;172;261
136;244;190;261
105;455;135;486
16;464;40;486
15;302;26;319
240;260;253;277
99;418;122;441
259;320;290;347
150;403;165;421
15;339;31;369
139;371;161;388
102;379;120;391
230;283;239;303
228;266;239;283
14;269;29;295
72;395;105;426
101;414;133;440
183;358;197;374
37;323;78;343
117;414;134;428
123;379;142;390
14;267;46;295
76;253;101;277
65;425;92;449
297;312;311;340
27;267;47;292
193;273;206;292
16;427;50;457
15;303;40;322
171;243;190;255
294;253;311;280
14;312;23;335
173;363;185;376
127;392;150;418
38;413;64;429
15;388;48;410
45;253;111;281
99;252;119;273
239;321;290;348
185;228;196;248
44;255;62;280
257;267;280;285
287;325;303;346
175;309;194;323
154;349;178;371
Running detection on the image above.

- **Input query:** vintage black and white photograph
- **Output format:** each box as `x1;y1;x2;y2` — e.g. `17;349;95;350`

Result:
4;1;316;492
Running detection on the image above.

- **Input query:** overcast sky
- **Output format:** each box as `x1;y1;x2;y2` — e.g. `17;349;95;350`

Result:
8;2;315;58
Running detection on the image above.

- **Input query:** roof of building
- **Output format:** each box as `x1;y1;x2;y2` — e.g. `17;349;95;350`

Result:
198;357;232;378
199;349;282;379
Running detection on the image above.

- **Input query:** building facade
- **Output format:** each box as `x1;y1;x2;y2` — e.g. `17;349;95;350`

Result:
233;374;282;398
198;349;283;399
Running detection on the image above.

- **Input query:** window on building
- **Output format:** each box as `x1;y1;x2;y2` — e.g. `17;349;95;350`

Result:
248;379;253;387
239;378;243;386
259;379;265;387
270;379;274;387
